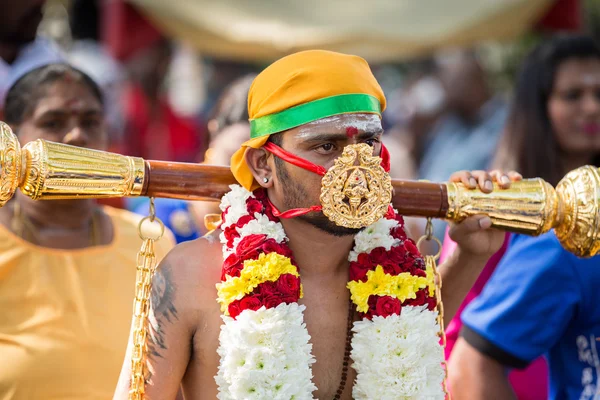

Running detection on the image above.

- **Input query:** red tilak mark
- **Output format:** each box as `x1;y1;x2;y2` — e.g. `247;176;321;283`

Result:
346;126;359;137
62;72;76;83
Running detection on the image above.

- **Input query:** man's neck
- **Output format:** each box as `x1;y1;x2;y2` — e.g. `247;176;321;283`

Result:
281;218;355;279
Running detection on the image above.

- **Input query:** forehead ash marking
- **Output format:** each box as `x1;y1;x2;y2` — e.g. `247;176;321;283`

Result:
300;114;382;133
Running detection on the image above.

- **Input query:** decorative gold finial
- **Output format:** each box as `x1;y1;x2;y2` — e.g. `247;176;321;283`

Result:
0;123;22;208
320;143;392;229
445;165;600;258
554;166;600;257
0;122;145;204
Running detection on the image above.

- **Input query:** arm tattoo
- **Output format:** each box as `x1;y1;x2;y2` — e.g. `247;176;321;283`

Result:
147;262;179;361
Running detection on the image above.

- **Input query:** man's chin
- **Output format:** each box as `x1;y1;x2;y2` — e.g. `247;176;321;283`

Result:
298;213;362;237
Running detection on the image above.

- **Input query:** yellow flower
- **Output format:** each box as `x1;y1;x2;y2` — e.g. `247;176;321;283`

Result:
347;265;430;313
216;252;299;313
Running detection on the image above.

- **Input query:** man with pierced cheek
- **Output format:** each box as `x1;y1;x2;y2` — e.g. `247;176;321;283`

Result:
115;50;517;400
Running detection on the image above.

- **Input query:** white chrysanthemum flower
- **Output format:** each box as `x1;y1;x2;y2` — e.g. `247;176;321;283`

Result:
349;218;400;262
351;306;445;400
216;303;317;400
220;185;254;229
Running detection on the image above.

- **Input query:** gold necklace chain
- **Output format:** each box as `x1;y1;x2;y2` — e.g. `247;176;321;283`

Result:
11;201;100;247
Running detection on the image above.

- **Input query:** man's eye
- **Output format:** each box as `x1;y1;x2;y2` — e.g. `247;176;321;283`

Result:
365;138;378;146
319;143;335;152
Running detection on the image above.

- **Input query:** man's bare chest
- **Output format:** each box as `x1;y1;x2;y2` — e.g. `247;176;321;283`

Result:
189;293;357;399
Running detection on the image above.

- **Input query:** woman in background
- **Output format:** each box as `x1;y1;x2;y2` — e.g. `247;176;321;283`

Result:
0;62;174;399
447;34;600;399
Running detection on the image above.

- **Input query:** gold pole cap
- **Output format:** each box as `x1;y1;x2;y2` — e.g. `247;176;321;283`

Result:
555;165;600;257
0;123;21;208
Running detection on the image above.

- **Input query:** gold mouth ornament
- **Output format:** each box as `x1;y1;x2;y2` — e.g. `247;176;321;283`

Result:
320;143;393;229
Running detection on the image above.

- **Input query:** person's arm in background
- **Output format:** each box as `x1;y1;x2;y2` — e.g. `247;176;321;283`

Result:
449;337;516;399
447;233;579;399
436;169;520;325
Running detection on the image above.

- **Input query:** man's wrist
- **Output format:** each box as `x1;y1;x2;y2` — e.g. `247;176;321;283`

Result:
446;246;491;272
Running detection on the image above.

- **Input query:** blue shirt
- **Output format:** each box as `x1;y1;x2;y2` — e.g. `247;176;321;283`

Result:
134;199;201;244
461;232;600;399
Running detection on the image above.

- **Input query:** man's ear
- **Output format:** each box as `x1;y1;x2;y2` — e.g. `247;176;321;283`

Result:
245;147;274;188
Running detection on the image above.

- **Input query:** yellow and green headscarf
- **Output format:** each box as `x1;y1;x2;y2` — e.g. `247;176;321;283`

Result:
230;50;386;190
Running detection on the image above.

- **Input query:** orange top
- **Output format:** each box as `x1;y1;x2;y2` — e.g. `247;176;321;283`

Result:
0;206;175;400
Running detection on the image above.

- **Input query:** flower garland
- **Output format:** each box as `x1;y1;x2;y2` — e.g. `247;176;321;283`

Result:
215;185;445;399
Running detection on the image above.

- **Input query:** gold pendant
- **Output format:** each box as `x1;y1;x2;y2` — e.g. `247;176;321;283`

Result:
320;143;392;228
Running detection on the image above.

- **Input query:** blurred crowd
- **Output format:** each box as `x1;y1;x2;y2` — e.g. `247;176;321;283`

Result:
1;0;600;399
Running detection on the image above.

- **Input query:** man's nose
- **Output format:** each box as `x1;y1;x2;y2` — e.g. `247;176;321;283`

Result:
62;126;89;148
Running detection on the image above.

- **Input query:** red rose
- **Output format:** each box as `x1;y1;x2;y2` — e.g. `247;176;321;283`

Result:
349;260;371;282
374;295;402;317
386;245;404;262
370;247;409;276
404;239;420;257
258;281;279;297
221;207;230;218
369;247;388;265
391;227;407;241
222;254;244;279
236;234;267;257
246;198;264;215
403;289;437;311
223;225;240;247
404;289;426;307
239;294;263;312
235;214;254;228
384;206;395;220
263;203;278;222
359;296;378;320
253;189;267;201
276;274;301;298
389;248;413;274
264;294;284;309
426;295;437;311
228;300;243;319
367;295;379;309
262;239;292;258
381;262;399;276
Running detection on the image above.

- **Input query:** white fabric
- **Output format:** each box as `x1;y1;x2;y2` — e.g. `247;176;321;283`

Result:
128;0;552;62
0;38;64;106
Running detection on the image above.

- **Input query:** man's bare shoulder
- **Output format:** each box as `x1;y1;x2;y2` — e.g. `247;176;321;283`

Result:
156;233;223;311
